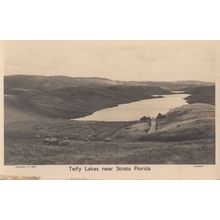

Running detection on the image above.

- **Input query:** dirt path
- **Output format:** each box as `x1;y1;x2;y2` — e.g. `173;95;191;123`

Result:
148;117;156;134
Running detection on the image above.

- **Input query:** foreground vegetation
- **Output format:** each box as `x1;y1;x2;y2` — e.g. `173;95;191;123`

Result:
5;137;215;165
4;107;215;165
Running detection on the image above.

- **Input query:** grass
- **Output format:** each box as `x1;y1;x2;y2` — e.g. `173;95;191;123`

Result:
5;120;136;141
5;138;215;165
184;86;215;105
4;119;215;165
140;103;215;141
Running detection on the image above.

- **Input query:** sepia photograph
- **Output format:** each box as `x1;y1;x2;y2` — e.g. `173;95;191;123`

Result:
1;2;220;220
2;41;216;167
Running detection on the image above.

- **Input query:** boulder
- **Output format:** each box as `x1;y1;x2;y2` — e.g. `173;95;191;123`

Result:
105;137;112;142
59;139;71;146
43;137;59;145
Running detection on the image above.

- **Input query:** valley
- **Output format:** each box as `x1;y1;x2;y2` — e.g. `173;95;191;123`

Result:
4;75;215;165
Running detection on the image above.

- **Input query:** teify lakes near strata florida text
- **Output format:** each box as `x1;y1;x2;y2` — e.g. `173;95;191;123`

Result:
69;166;151;172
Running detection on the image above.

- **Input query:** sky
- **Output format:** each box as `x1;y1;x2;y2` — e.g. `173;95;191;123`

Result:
2;41;216;82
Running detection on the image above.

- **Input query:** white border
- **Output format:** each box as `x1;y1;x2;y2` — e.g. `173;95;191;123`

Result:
0;0;220;40
0;181;219;220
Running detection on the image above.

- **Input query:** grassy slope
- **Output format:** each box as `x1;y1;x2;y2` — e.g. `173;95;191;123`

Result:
5;120;135;142
5;138;214;165
140;103;215;141
112;122;151;141
4;119;215;165
4;94;51;123
4;103;215;164
184;86;215;105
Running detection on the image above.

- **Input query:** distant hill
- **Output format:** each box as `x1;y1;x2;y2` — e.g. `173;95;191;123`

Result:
4;94;50;123
4;75;215;121
184;86;215;105
4;75;170;120
4;75;119;92
118;80;214;90
5;75;214;91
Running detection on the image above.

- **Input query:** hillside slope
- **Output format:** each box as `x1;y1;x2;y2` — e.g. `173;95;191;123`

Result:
184;86;215;105
119;80;214;90
4;75;170;120
4;94;51;123
4;75;119;91
140;103;215;141
4;75;215;121
5;75;214;91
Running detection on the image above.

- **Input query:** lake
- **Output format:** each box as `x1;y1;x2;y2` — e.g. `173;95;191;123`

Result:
74;93;190;121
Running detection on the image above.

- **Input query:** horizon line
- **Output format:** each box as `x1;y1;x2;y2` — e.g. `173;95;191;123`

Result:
4;73;215;83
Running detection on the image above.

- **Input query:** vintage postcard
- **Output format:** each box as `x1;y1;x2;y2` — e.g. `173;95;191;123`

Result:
0;40;219;179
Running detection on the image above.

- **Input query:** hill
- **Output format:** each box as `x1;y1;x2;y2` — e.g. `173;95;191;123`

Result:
4;75;119;91
140;103;215;141
4;75;215;121
184;86;215;105
4;75;170;120
5;75;214;91
118;80;214;90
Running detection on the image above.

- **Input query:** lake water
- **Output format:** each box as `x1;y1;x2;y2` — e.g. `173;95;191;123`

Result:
74;93;190;121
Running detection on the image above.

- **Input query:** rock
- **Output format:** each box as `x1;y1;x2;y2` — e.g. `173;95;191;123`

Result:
59;139;71;146
43;137;59;145
105;137;112;142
